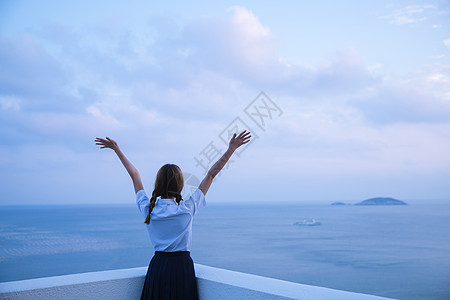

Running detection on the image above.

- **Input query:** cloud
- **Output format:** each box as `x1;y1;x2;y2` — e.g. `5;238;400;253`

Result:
381;5;435;25
1;5;450;204
0;4;443;153
178;8;377;96
1;5;446;135
25;6;378;116
179;6;279;83
351;86;450;124
0;35;79;112
300;48;376;95
444;39;450;49
430;54;445;59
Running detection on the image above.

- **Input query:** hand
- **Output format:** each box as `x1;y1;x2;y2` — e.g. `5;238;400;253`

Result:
228;130;251;151
95;137;119;151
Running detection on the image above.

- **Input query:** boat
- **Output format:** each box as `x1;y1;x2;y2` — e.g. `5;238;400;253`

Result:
293;218;321;226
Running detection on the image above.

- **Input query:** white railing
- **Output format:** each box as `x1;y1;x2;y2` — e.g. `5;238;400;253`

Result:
0;264;395;300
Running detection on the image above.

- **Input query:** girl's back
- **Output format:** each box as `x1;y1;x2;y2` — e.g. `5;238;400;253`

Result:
95;131;251;300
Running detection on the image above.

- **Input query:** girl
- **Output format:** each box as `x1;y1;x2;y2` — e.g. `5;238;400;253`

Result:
95;130;251;300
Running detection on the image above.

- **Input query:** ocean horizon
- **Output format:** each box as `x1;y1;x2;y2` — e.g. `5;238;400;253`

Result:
1;201;449;300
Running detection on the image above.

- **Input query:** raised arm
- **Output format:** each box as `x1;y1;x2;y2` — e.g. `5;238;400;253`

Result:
198;130;251;196
95;137;144;194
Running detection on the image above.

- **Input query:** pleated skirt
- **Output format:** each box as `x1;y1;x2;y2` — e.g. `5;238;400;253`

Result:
140;251;199;300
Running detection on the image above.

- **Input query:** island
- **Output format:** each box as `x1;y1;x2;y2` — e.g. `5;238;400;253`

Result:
331;202;347;206
354;197;407;206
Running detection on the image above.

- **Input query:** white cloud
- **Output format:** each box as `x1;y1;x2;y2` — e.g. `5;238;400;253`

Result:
351;86;450;124
430;54;445;59
407;64;450;102
0;35;75;111
1;5;450;203
444;39;450;49
180;6;279;83
381;5;435;25
0;96;21;111
1;5;445;145
251;103;450;177
86;106;120;125
227;6;270;39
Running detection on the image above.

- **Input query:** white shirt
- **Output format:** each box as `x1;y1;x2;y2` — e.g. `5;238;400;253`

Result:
136;188;206;252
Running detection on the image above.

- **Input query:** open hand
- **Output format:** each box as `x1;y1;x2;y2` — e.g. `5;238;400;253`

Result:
228;130;251;151
95;137;119;151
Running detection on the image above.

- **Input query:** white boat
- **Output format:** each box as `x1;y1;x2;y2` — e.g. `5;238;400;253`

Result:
293;218;321;226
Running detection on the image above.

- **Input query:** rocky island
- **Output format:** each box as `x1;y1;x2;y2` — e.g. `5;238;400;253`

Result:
355;197;407;206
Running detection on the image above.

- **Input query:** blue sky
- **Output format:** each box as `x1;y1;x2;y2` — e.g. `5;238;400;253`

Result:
1;0;449;204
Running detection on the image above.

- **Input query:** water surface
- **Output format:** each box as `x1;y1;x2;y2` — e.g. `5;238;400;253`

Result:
1;202;449;300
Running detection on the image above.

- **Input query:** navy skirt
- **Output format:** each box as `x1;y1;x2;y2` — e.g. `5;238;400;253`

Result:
140;251;199;300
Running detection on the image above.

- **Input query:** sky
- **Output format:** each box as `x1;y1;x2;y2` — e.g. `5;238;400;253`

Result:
0;0;449;204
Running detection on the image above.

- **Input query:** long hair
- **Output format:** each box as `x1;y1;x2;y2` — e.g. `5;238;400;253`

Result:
144;164;184;224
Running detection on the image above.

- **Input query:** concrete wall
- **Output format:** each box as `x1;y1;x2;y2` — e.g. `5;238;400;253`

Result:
0;264;395;300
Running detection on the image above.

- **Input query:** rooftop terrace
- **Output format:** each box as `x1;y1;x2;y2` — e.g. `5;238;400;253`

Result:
0;264;395;300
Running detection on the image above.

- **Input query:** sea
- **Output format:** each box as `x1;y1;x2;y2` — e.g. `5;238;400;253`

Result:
1;201;449;300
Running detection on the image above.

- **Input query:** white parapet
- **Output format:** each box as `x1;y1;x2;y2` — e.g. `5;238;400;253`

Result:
0;264;395;300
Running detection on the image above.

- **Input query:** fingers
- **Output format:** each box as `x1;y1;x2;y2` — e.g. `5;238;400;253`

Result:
228;130;252;150
237;131;251;141
235;130;251;147
241;138;251;145
95;137;107;143
237;130;247;138
94;137;111;149
95;139;107;145
230;130;250;142
238;131;251;139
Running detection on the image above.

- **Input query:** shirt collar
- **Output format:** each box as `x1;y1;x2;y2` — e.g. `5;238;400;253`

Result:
157;198;177;205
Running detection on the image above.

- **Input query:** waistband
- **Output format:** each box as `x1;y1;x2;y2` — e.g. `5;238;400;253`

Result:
154;251;190;256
